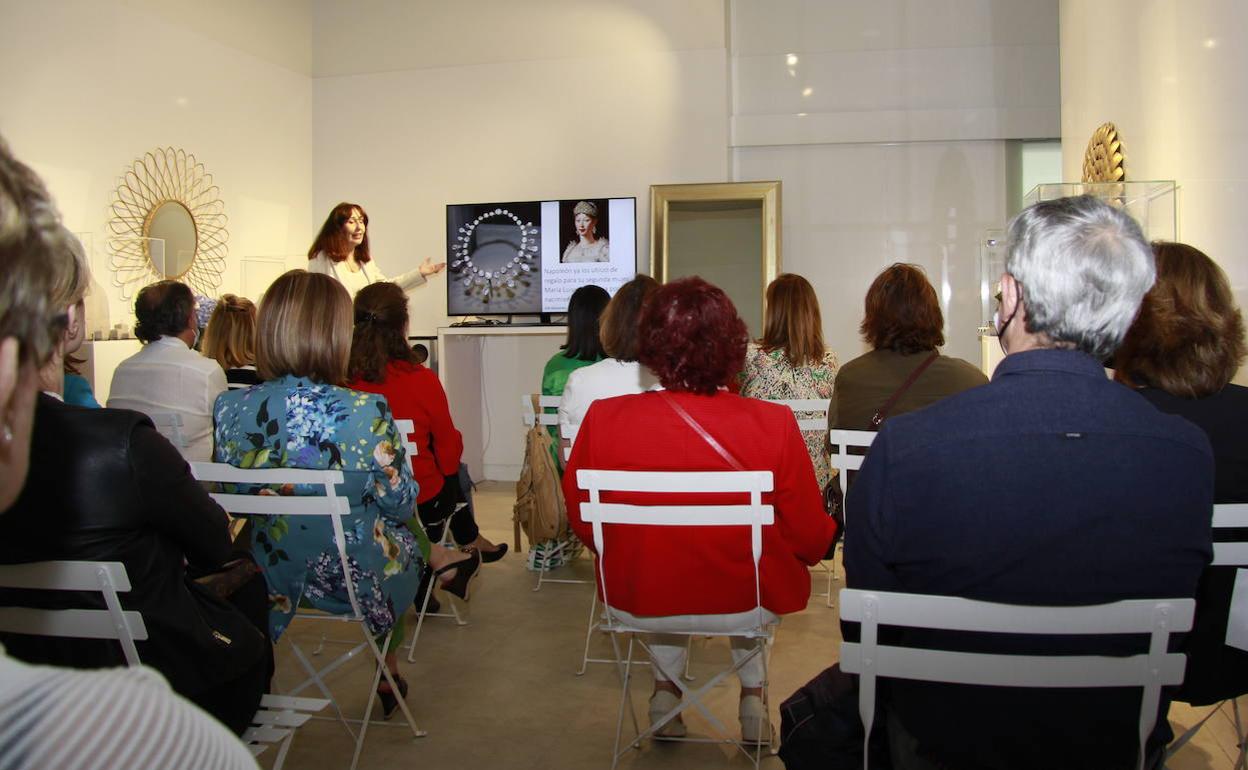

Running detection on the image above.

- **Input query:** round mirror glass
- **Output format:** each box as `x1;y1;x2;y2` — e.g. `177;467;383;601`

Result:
146;201;197;278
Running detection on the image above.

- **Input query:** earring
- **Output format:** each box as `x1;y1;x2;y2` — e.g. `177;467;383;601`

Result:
1;423;12;445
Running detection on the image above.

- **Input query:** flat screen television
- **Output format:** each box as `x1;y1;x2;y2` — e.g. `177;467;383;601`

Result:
446;197;637;317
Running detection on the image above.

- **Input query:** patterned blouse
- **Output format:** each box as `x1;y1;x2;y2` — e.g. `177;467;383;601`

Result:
213;376;426;640
739;344;839;488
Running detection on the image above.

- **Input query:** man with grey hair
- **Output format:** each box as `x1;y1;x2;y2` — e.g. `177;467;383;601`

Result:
841;195;1213;769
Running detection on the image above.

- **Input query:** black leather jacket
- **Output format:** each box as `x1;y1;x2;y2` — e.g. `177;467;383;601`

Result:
0;394;265;696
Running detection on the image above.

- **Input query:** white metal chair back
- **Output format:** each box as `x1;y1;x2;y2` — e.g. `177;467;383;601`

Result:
827;429;876;519
0;560;147;665
190;461;418;766
577;468;776;766
393;418;419;460
149;411;188;448
839;588;1195;770
1166;503;1248;766
521;394;561;427
766;398;831;432
578;469;775;630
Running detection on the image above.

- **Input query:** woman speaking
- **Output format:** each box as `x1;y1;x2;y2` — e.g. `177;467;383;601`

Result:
308;202;445;298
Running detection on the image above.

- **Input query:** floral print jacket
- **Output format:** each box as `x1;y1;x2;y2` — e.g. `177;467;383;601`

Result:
739;344;839;489
213;376;425;640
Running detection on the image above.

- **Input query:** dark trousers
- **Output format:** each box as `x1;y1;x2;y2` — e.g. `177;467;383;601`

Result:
417;472;479;545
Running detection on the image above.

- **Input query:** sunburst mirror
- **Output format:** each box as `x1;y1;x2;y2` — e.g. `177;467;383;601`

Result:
1082;122;1126;183
108;147;228;297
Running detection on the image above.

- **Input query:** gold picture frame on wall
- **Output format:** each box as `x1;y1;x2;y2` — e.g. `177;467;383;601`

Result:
650;181;781;335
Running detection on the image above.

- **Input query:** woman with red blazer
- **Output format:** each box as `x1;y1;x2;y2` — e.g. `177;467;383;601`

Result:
347;282;505;562
563;276;836;745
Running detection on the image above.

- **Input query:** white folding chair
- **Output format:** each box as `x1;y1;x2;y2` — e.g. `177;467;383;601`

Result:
819;428;876;607
523;394;588;592
0;560;326;770
1166;502;1248;769
0;560;147;665
578;468;777;768
392;419;467;664
839;588;1195;770
190;461;421;770
149;410;188;448
765;400;837;607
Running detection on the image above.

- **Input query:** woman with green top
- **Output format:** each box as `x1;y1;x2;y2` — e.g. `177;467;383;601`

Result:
541;284;609;468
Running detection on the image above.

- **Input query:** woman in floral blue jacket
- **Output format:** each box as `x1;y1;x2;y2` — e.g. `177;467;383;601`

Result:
213;270;477;717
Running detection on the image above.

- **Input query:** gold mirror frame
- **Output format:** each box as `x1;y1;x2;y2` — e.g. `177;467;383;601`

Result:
650;181;781;311
108;147;228;298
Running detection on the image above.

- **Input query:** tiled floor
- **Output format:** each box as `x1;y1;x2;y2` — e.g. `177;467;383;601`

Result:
270;482;1245;769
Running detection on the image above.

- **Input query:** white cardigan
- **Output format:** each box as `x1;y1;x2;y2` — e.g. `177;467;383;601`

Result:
307;251;427;298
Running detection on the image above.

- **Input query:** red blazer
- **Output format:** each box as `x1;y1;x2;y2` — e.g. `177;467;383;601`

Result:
349;361;462;503
563;390;836;617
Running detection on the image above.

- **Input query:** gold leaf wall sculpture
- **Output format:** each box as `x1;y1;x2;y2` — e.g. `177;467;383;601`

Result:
1082;123;1126;183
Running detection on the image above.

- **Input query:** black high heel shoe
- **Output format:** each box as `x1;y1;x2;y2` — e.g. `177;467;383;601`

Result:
433;550;481;601
377;673;408;720
471;542;508;564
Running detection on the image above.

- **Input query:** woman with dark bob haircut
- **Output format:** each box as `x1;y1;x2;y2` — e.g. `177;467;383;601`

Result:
1115;241;1248;707
830;263;985;431
563;276;837;744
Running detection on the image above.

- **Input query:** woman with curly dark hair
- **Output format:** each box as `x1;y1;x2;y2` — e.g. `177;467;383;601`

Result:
563;276;836;744
831;263;985;431
347;281;505;562
1115;241;1248;708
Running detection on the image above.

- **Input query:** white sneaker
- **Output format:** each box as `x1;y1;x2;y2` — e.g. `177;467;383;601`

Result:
648;691;687;739
739;694;772;745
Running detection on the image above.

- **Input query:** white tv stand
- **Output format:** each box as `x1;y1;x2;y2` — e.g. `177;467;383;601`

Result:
437;325;567;482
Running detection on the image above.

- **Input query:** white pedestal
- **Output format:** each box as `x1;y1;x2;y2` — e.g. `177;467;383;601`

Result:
438;325;567;482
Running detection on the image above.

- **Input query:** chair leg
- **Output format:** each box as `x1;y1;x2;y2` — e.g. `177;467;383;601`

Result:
577;591;600;676
1234;698;1247;770
610;635;637;770
288;641;355;740
826;558;835;609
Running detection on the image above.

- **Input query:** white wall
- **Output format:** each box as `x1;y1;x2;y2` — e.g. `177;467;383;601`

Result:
737;141;1008;365
730;0;1058;366
310;1;731;479
1060;0;1248;320
0;0;314;333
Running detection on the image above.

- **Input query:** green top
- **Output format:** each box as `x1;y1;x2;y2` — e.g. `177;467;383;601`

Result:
542;351;602;469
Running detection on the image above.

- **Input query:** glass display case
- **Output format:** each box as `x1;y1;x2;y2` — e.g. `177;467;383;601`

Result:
1022;180;1177;242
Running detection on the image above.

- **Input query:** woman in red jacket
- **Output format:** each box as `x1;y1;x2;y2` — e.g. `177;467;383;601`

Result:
563;277;836;744
348;282;505;563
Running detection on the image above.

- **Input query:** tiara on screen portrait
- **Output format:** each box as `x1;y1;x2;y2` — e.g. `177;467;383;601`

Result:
573;201;597;218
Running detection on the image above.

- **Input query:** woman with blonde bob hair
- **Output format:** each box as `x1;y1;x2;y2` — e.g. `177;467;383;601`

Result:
214;269;477;718
740;273;839;488
1115;241;1248;708
200;293;259;388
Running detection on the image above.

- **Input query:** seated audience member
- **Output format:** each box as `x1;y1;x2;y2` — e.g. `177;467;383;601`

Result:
1114;241;1248;707
842;196;1214;769
740;273;838;489
830;263;985;432
35;230;99;408
564;277;837;744
0;135;260;770
106;280;227;460
201;293;261;389
348;281;506;563
557;274;660;444
0;224;271;737
214;270;477;718
542;283;610;467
